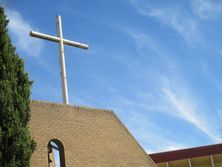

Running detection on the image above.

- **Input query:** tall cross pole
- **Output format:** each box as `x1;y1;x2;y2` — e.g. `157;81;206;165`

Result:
30;15;89;105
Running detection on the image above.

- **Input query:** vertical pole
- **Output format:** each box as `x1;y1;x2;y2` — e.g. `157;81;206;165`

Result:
56;15;69;104
188;158;192;167
210;155;215;167
166;162;170;167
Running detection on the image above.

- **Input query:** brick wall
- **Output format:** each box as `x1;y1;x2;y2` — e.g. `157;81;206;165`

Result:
29;100;156;167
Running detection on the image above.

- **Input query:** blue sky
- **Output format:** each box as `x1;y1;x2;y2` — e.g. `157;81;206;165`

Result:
1;0;222;154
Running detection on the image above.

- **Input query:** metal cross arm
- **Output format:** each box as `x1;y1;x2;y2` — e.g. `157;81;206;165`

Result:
29;15;89;105
30;31;89;49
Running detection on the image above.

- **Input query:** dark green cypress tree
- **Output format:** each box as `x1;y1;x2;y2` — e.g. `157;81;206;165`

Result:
0;6;36;167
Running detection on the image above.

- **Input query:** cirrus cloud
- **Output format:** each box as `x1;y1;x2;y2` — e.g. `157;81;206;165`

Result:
5;8;43;57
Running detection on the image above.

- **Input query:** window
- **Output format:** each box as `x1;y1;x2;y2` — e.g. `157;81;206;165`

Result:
48;139;66;167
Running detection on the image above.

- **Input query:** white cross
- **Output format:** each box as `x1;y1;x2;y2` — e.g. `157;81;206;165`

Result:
30;15;89;105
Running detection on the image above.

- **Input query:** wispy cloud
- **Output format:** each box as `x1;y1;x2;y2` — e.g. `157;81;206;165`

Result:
143;131;187;153
125;66;222;153
95;19;222;148
113;25;222;143
5;8;43;57
161;76;222;142
124;29;163;58
124;110;188;153
190;0;222;19
129;0;202;45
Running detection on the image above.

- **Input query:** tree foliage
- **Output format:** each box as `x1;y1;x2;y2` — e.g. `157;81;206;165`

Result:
0;6;36;167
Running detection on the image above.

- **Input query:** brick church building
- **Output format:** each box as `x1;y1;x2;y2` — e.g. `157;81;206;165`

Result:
29;101;156;167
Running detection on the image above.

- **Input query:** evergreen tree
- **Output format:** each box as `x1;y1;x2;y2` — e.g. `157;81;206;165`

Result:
0;6;36;167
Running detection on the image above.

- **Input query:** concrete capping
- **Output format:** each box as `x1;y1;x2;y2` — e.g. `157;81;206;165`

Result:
31;100;113;113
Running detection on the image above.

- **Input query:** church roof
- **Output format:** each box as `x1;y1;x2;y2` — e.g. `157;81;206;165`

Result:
150;143;222;163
